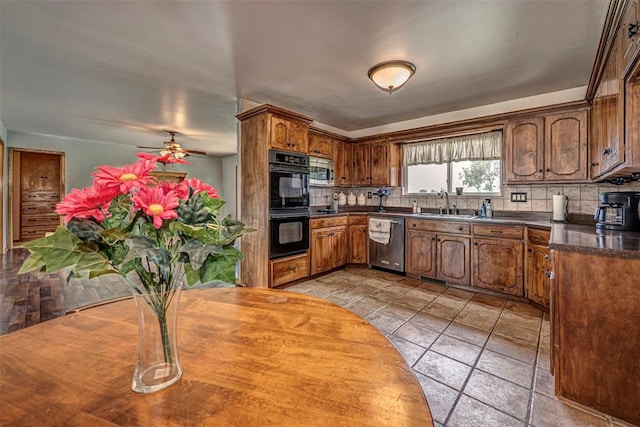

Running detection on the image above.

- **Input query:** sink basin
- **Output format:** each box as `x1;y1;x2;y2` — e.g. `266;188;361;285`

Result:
416;212;479;219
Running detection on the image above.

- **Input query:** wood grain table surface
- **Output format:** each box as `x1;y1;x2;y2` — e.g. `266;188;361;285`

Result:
0;287;433;426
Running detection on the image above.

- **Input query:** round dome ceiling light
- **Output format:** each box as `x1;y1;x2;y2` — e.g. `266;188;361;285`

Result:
367;60;416;94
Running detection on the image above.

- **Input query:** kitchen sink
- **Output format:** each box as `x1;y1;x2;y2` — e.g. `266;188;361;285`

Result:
416;212;479;219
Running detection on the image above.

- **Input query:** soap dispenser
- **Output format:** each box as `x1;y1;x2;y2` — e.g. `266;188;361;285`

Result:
480;201;487;218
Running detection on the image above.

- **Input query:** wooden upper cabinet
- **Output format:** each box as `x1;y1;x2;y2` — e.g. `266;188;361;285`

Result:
352;142;371;186
622;0;640;71
352;140;400;187
505;117;545;182
545;110;589;181
505;109;588;183
334;141;353;187
270;116;309;153
308;132;334;159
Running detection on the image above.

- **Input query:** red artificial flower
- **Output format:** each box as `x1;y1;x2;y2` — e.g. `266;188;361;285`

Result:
93;159;156;197
131;185;179;229
55;186;112;223
136;152;191;166
181;177;218;198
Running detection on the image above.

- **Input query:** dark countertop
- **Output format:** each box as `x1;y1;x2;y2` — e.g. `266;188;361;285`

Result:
311;209;640;258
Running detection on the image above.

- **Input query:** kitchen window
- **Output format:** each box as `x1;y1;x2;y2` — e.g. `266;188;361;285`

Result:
403;130;502;195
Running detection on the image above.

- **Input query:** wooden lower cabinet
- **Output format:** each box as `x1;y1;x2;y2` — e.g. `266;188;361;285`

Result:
471;236;524;296
553;250;640;425
348;215;368;264
525;228;551;310
310;217;348;275
270;252;310;287
405;220;470;286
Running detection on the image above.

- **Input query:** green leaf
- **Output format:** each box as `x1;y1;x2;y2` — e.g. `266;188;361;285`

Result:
184;263;200;286
124;236;171;267
74;251;116;275
101;227;129;243
199;246;243;284
66;218;104;241
18;252;46;274
179;240;223;270
22;227;82;273
201;193;225;217
169;222;207;240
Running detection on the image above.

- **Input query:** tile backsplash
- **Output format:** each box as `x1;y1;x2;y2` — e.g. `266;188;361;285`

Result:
310;181;640;215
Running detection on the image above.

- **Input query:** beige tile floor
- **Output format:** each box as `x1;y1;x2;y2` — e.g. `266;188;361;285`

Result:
286;267;633;427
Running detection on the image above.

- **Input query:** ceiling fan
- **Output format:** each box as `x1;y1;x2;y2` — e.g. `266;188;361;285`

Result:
137;131;207;159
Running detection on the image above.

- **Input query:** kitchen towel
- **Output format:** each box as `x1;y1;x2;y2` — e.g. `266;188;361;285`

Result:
553;194;568;222
369;218;392;245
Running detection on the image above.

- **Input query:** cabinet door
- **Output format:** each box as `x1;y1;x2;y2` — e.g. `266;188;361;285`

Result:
544;110;589;181
332;226;348;268
472;237;524;296
405;229;437;279
310;228;334;275
437;235;471;286
334;141;353;187
349;224;368;264
622;0;639;71
505;117;545;183
369;141;389;186
590;82;606;178
526;244;551;309
270;116;308;153
352;142;371;186
604;34;625;172
308;134;333;159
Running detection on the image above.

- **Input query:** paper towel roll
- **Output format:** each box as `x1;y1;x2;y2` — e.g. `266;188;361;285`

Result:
552;194;567;222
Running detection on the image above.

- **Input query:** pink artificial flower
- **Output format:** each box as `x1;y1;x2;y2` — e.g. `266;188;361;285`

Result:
93;159;156;197
131;185;179;229
136;152;191;166
55;186;112;223
181;177;218;198
161;180;189;199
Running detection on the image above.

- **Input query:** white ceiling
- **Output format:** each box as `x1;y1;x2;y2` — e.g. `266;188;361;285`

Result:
0;1;609;156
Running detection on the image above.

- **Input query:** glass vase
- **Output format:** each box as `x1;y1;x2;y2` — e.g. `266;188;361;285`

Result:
131;287;182;393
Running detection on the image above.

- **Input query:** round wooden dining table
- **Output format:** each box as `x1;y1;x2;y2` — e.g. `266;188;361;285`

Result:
0;287;432;426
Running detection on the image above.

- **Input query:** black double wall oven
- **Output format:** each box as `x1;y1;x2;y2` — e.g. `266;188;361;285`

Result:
269;150;310;260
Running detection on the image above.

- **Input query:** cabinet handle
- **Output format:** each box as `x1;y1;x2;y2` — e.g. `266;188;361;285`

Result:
458;227;463;231
490;230;503;234
590;162;599;167
545;271;552;278
437;238;441;242
544;254;551;260
431;237;436;241
603;148;611;156
474;242;479;246
527;248;532;253
545;168;551;172
538;169;544;173
629;21;640;38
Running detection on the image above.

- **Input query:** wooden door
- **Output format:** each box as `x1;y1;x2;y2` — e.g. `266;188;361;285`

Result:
369;141;389;186
603;34;625;172
472;237;524;296
334;141;353;187
526;244;551;309
310;228;334;275
352;142;370;186
289;120;309;153
270;116;291;151
505;117;544;183
622;0;639;70
14;150;64;243
348;224;368;264
544;110;589;181
437;234;471;285
590;81;606;178
405;229;437;279
332;226;348;268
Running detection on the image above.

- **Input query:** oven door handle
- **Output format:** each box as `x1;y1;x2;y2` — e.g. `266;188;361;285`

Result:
269;212;310;219
269;165;310;174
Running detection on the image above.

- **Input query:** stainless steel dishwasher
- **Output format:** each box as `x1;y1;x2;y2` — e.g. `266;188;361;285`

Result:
368;217;405;273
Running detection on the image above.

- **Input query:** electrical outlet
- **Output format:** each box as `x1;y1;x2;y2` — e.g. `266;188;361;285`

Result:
510;192;528;202
367;192;372;199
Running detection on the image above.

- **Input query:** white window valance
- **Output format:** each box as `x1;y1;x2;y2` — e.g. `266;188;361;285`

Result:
403;130;502;166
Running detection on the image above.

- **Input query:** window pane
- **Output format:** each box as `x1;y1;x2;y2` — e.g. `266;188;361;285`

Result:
451;160;501;193
406;164;448;194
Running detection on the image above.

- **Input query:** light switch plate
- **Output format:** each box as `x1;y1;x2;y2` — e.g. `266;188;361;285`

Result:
510;192;527;202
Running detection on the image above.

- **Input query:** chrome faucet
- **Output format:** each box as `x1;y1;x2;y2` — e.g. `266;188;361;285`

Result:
439;190;451;215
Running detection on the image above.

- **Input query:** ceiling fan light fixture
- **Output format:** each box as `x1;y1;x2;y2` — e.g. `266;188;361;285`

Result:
368;60;416;94
174;151;186;160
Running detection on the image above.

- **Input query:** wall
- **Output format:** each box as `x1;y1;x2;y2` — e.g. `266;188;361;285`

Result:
311;180;640;217
221;154;237;219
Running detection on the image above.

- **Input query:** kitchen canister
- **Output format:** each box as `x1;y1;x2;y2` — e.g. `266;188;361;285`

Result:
357;193;366;206
338;192;347;206
347;192;356;206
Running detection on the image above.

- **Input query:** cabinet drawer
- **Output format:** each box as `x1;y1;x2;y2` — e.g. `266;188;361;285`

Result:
348;214;368;226
527;227;551;246
22;191;60;202
21;202;58;215
473;224;524;239
270;252;309;287
407;219;470;235
311;215;348;229
22;215;61;227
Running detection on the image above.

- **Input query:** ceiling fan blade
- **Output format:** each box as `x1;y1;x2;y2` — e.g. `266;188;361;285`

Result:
137;145;163;150
183;149;207;156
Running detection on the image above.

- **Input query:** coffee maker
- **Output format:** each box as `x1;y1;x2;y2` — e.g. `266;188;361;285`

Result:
595;192;640;231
